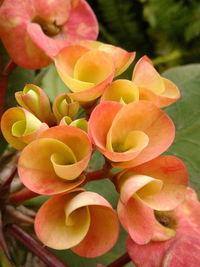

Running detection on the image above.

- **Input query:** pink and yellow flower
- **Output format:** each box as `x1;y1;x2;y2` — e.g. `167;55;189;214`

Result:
101;79;139;104
35;189;119;257
0;0;98;69
15;84;55;126
126;188;200;266
117;156;188;245
54;45;115;103
132;56;180;107
53;93;79;124
80;40;136;77
1;107;48;150
60;116;88;132
89;101;175;168
18;126;92;195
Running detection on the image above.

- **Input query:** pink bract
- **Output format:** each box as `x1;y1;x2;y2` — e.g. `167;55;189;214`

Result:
132;56;180;107
126;188;200;266
117;156;188;245
88;101;175;168
0;0;98;69
35;190;119;257
18;126;92;195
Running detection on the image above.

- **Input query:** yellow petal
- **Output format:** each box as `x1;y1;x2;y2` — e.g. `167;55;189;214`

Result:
102;79;139;104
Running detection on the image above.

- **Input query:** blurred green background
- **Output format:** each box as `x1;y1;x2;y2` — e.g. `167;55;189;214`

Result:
88;0;200;71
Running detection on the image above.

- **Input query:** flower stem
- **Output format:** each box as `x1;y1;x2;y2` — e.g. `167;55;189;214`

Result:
2;60;16;76
7;224;68;267
107;252;131;267
85;159;112;183
152;50;181;66
0;167;17;191
9;188;38;204
0;60;16;118
0;211;10;259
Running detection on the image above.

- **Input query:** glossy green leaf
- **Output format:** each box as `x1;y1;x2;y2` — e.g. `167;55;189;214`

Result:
6;67;35;109
36;64;70;102
163;64;200;196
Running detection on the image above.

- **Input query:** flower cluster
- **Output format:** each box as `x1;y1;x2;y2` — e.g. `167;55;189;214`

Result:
0;0;98;69
1;1;199;259
1;39;192;259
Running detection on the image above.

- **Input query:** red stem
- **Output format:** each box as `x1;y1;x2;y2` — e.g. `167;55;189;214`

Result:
7;224;68;267
0;212;10;259
0;75;8;118
85;158;112;183
0;60;16;118
86;169;109;182
2;60;17;76
9;188;38;204
0;167;17;190
107;253;131;267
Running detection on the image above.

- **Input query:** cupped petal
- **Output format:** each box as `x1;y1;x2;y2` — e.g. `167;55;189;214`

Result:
132;56;180;107
35;191;119;257
35;191;90;250
55;47;115;102
0;0;98;69
1;107;48;150
152;219;176;242
101;79;139;104
38;126;92;161
68;71;114;102
59;117;88;132
89;101;174;166
27;0;99;58
88;101;123;148
98;44;135;76
0;0;51;69
53;93;79;123
126;235;174;267
127;156;188;210
18;138;86;195
15;84;55;125
71;191;119;257
161;78;180;99
73;50;114;86
117;174;163;205
70;119;88;132
80;40;136;76
139;78;180;108
126;188;200;267
106;129;149;162
59;116;73;126
80;40;102;49
109;101;175;167
66;0;99;42
34;0;71;25
18;126;91;194
118;197;155;245
55;45;90;79
132;56;165;95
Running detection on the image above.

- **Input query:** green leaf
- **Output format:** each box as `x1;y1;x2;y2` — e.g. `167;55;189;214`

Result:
6;67;35;109
163;64;200;196
84;179;119;209
88;149;105;171
36;64;70;102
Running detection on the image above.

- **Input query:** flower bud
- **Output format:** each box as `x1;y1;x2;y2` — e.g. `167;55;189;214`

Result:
1;107;48;150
